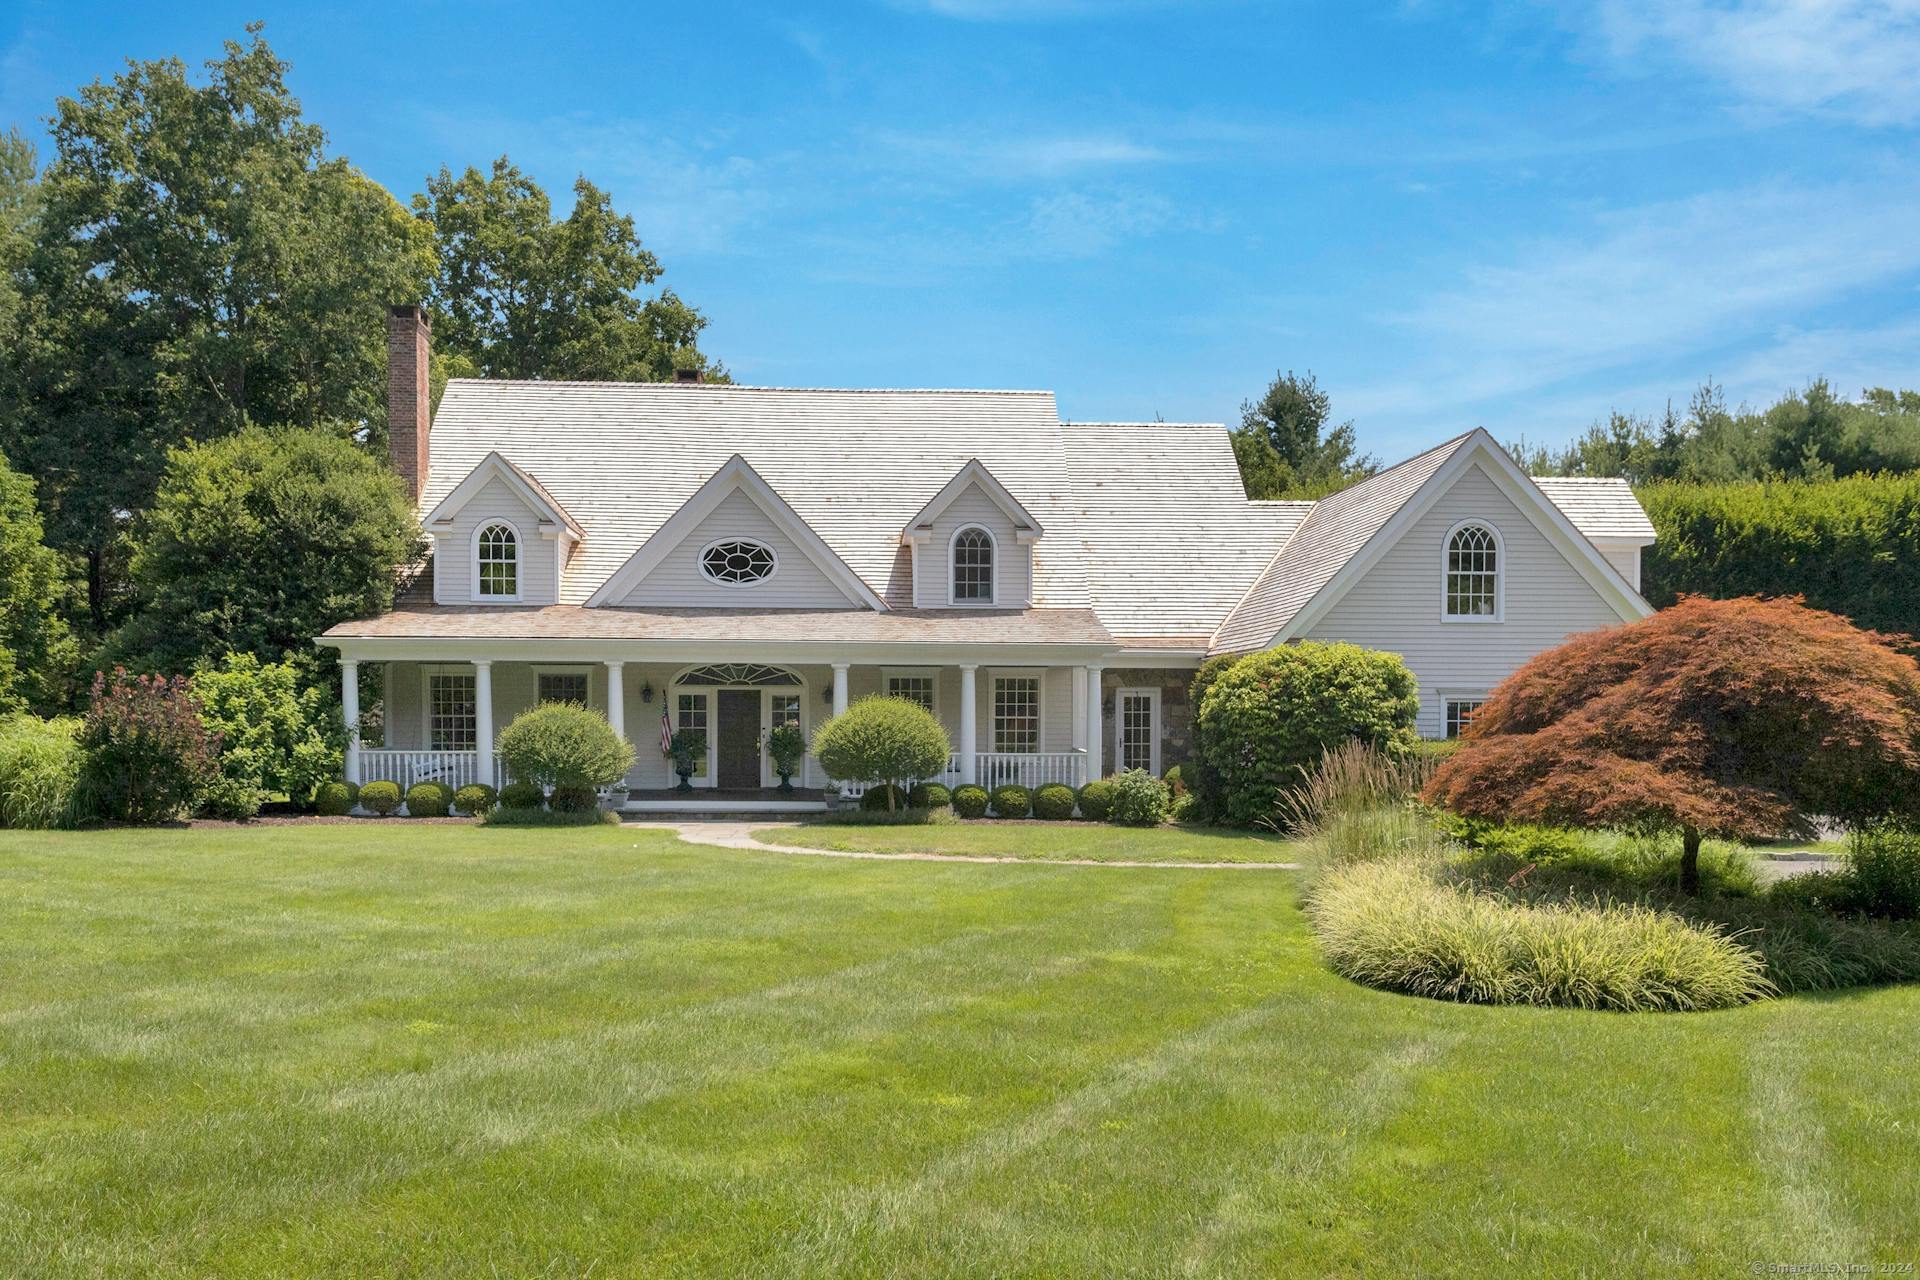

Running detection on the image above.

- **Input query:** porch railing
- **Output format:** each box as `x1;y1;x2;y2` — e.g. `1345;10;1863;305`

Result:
836;750;1087;799
355;749;506;791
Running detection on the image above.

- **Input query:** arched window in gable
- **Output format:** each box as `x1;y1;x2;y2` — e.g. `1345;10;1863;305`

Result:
1443;522;1500;619
951;526;995;604
476;522;519;600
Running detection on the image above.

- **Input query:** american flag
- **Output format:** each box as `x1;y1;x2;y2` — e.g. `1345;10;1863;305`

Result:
659;710;674;755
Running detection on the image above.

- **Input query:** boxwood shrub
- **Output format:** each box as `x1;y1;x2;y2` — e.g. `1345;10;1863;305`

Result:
314;780;357;817
951;784;989;819
1107;769;1170;827
1031;782;1077;820
405;781;452;817
499;780;544;811
988;784;1031;819
358;780;401;816
908;781;952;810
1076;779;1115;822
453;783;498;817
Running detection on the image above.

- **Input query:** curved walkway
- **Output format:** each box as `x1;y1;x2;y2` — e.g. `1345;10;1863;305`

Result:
631;819;1303;870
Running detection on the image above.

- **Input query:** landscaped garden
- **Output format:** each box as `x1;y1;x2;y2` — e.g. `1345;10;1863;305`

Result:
3;819;1918;1278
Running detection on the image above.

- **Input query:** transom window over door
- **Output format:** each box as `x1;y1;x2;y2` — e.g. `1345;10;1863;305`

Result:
476;523;519;599
1117;688;1159;775
1444;522;1500;619
992;675;1040;753
952;527;995;603
428;673;477;750
538;671;589;706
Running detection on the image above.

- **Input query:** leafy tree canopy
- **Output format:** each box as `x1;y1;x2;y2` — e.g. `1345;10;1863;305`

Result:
1233;370;1376;500
0;455;80;715
1425;596;1920;894
414;156;721;384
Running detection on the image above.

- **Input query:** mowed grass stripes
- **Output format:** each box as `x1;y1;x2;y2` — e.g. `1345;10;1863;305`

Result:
0;823;1915;1277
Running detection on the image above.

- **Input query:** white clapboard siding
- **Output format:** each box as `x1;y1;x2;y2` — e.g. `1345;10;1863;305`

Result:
912;481;1034;608
615;489;863;608
429;472;560;605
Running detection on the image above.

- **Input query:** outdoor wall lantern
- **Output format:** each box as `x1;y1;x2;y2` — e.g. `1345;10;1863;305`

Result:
640;681;655;704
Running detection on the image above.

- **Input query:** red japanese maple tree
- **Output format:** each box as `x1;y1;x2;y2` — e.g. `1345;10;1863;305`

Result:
1424;596;1920;894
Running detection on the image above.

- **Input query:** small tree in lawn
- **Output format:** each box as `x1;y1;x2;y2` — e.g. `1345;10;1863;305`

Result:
812;696;950;811
1425;596;1920;895
496;704;635;796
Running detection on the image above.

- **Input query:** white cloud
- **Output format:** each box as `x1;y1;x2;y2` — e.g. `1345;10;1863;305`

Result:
1022;190;1179;256
1587;0;1920;126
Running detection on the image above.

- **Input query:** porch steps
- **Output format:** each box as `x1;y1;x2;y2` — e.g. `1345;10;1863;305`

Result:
620;797;831;816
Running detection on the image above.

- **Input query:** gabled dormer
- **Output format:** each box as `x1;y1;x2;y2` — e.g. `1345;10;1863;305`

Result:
586;455;886;610
423;452;583;605
903;459;1041;609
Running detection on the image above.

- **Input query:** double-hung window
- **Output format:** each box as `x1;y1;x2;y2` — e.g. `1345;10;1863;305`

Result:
476;523;519;600
428;672;477;750
1444;697;1487;739
992;675;1040;753
1444;523;1500;619
885;671;936;713
537;671;589;706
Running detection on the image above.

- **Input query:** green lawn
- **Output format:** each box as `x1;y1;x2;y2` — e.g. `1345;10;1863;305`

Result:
2;823;1916;1277
754;819;1303;863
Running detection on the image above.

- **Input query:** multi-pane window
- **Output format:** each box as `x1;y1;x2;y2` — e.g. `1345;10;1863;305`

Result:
537;672;589;706
770;693;802;728
429;673;477;750
676;693;709;777
701;539;775;585
1118;690;1157;774
1445;698;1487;739
886;673;936;712
992;676;1040;753
1445;524;1499;618
952;528;994;602
477;523;518;598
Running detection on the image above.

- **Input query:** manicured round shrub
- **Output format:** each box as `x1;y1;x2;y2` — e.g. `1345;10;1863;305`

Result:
812;696;950;811
1107;769;1171;826
0;714;85;829
1195;642;1419;828
496;704;635;790
989;784;1031;819
314;780;357;816
359;780;401;816
405;781;452;817
908;781;952;810
951;784;989;818
548;784;598;814
860;784;910;811
1032;782;1076;820
453;783;498;817
1075;779;1115;822
499;780;545;811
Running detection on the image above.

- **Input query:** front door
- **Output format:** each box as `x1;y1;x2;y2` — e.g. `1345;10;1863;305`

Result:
716;689;761;788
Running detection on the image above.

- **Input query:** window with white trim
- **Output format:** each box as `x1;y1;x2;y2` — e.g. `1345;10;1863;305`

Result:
1444;698;1487;739
886;671;936;712
700;539;776;585
1445;523;1500;618
952;527;994;603
1116;688;1159;774
537;672;589;706
992;675;1040;753
476;523;518;599
428;673;477;750
675;693;709;778
770;693;802;727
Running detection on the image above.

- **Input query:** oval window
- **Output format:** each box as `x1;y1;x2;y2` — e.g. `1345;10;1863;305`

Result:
701;539;776;585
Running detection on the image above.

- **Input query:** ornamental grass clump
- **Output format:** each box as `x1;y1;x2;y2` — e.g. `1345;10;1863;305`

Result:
0;715;85;829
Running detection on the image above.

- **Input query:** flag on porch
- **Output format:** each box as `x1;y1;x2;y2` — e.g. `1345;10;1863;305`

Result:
659;710;674;755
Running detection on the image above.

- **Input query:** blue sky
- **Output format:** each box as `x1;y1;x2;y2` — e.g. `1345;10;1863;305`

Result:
2;1;1917;460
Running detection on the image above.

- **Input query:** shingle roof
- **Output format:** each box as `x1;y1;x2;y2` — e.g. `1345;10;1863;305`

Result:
1531;477;1657;542
323;605;1114;646
1210;432;1475;653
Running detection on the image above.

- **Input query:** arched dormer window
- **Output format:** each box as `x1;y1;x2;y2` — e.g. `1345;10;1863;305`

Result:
475;522;520;600
951;526;995;604
1443;521;1500;620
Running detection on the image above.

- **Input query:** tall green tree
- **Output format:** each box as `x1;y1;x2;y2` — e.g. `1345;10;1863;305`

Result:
0;455;79;715
1234;370;1375;499
415;156;720;383
2;27;433;628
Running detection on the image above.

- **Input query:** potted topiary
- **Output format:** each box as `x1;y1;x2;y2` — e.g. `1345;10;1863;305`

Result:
669;730;705;792
766;723;806;792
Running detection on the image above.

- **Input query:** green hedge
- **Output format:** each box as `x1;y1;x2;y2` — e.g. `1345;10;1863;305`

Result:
1639;473;1920;641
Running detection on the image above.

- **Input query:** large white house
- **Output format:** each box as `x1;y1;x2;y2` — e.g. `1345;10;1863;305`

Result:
319;306;1656;810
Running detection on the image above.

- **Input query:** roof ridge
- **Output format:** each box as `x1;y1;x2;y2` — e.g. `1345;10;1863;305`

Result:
1062;421;1227;430
442;379;1056;396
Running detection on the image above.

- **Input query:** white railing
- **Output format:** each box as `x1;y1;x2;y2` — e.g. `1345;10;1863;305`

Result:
355;749;505;791
835;750;1086;799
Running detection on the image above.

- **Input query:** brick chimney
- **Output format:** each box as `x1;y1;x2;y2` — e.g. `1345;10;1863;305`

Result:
386;304;431;501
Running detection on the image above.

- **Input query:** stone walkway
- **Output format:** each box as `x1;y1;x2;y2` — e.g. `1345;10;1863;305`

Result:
627;819;1303;871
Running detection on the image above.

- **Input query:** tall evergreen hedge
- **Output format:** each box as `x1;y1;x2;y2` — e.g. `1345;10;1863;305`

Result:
1638;474;1920;643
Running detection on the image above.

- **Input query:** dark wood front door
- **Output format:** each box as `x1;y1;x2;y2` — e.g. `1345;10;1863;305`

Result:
716;690;761;788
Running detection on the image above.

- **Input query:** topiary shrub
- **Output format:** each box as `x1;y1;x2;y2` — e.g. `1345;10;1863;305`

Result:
314;780;357;816
0;715;85;829
813;696;950;812
1107;769;1171;826
405;780;451;817
496;704;634;792
548;784;598;814
359;780;401;816
1076;779;1116;822
860;784;910;811
908;781;952;810
988;784;1031;819
951;784;989;819
453;783;498;817
1196;642;1419;828
767;722;807;791
78;669;220;824
1032;782;1076;820
499;780;544;811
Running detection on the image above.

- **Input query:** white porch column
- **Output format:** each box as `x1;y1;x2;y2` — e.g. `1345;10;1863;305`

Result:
958;663;978;786
1071;665;1089;752
604;661;626;739
340;660;361;784
1085;666;1104;781
831;662;849;717
474;660;494;773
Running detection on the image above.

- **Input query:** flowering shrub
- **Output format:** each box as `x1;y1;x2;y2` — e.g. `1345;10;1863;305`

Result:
78;669;218;824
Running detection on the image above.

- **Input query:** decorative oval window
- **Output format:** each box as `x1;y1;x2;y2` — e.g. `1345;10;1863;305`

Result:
700;539;776;585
